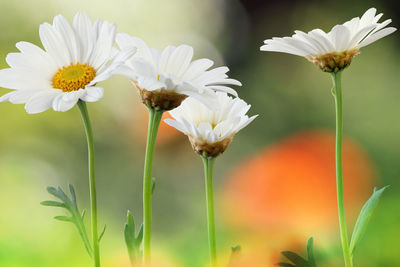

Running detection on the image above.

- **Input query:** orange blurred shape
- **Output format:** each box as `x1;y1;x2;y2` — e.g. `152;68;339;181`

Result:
157;112;181;144
222;130;375;232
134;108;181;145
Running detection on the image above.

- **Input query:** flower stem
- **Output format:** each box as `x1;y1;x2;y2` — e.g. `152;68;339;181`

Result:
143;107;163;264
331;72;353;267
202;156;217;267
77;100;100;267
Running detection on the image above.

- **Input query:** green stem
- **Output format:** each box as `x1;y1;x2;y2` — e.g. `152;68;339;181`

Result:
143;107;163;264
331;72;353;267
77;100;100;267
202;156;217;267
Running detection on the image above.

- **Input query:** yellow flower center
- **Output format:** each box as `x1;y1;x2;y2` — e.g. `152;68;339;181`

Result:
52;63;96;92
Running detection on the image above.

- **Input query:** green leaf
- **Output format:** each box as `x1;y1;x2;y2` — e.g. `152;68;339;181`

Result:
136;223;144;247
124;210;136;249
350;186;389;255
278;263;296;267
279;237;318;267
227;245;241;266
42;185;93;257
306;238;316;265
40;200;65;207
124;210;143;264
99;224;107;242
231;245;241;253
54;215;72;222
281;251;308;266
151;177;156;195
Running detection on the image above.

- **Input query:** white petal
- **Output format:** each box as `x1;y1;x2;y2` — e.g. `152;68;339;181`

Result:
205;85;238;97
0;68;52;90
158;46;176;73
182;58;214;81
164;118;187;134
88;21;117;69
308;29;335;52
53;14;79;63
116;34;155;67
329;25;351;51
359;8;377;28
52;90;85;112
39;22;71;67
25;90;61;114
165;45;193;78
260;43;307;56
90;46;137;85
0;90;37;104
359;27;397;48
348;24;377;48
80;86;104;102
72;12;94;63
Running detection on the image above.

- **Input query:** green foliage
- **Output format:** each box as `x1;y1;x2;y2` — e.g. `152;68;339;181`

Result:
350;186;389;255
41;185;94;257
227;245;241;266
278;237;317;267
124;210;144;264
152;177;156;194
124;179;154;264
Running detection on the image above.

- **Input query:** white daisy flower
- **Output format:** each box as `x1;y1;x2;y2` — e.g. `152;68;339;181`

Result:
115;34;241;110
0;12;136;113
260;8;397;72
165;92;257;157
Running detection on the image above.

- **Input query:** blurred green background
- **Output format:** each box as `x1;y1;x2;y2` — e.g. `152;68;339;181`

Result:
0;0;399;266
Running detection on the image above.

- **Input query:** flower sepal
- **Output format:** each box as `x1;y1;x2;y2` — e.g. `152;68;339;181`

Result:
136;83;187;111
193;135;233;158
306;49;359;73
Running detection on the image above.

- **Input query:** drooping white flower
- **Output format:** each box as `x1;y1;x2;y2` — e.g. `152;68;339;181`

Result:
0;12;136;113
115;34;241;110
165;92;257;157
260;8;397;72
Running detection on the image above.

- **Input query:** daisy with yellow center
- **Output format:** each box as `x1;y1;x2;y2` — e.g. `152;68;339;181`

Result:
0;12;136;113
115;34;241;110
260;7;396;267
165;92;257;266
260;8;396;72
0;12;136;267
114;33;242;264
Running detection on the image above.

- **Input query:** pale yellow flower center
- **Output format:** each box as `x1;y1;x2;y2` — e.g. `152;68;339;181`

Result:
52;63;96;92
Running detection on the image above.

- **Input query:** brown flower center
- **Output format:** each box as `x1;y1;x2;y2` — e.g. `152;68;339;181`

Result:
306;48;359;72
133;81;187;111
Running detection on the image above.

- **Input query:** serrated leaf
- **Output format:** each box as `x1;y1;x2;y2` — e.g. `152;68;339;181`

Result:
54;215;73;222
42;184;93;257
69;184;77;203
349;186;389;255
40;200;65;207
